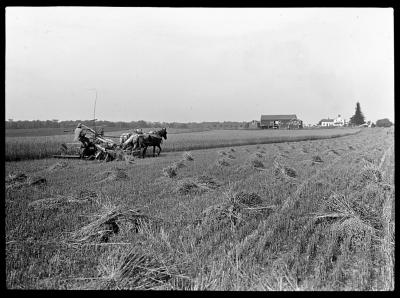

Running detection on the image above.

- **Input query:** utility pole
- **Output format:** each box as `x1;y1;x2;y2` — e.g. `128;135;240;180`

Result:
93;89;97;130
87;88;98;133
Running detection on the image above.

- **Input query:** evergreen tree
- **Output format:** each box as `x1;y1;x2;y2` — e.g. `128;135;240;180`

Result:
349;102;365;125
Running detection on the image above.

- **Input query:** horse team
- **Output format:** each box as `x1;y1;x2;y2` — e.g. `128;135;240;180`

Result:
118;128;168;158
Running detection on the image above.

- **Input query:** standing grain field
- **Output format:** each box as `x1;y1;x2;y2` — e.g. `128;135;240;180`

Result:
6;128;360;161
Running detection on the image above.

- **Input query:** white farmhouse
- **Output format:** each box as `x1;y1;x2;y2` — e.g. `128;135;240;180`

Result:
333;114;345;127
320;118;334;127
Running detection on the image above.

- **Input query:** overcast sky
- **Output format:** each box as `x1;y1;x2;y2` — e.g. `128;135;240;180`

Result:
6;7;394;124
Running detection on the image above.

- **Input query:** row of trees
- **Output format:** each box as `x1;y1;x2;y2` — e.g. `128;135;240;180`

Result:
5;119;248;130
5;102;392;130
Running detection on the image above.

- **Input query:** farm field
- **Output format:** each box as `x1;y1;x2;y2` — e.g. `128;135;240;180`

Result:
6;127;360;161
5;127;394;290
5;126;211;138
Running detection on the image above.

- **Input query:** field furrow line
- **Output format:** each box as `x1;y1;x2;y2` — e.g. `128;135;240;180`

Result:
378;142;394;290
378;143;394;171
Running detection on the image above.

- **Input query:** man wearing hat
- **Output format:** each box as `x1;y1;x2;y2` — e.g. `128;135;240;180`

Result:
74;123;90;147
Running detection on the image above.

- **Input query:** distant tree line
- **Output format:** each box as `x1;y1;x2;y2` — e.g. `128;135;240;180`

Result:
375;118;393;127
6;109;392;130
5;119;248;130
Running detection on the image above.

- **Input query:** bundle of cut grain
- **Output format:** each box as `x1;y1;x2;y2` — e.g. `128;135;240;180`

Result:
6;172;28;183
6;173;29;190
162;164;178;178
116;250;171;288
362;156;375;165
196;174;220;190
249;158;264;169
183;152;194;161
218;150;227;156
330;216;376;240
326;149;341;156
196;191;274;231
77;189;98;200
312;155;323;163
349;197;383;230
273;160;297;179
195;203;239;229
6;173;46;187
71;206;149;243
29;177;47;186
174;175;221;195
231;191;263;207
283;166;297;178
284;189;380;290
254;152;264;158
98;247;172;289
360;164;382;183
176;178;200;195
216;158;230;166
315;193;356;221
6;173;47;190
291;210;376;289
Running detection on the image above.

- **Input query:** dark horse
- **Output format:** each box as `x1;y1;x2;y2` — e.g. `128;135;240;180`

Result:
136;128;167;158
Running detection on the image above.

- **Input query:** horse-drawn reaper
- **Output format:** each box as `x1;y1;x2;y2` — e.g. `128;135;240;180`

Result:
54;124;167;161
55;124;127;161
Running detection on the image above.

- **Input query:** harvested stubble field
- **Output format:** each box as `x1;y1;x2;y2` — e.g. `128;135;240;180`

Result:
5;127;394;290
6;128;359;161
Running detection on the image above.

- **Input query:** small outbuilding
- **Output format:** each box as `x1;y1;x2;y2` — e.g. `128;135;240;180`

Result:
260;114;303;129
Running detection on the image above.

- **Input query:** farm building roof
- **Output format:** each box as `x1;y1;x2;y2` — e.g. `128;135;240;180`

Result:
320;119;334;122
261;115;297;121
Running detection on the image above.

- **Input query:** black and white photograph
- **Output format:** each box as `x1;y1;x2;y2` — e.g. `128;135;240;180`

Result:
5;7;394;290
